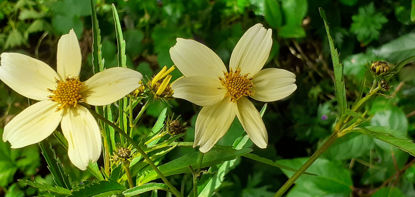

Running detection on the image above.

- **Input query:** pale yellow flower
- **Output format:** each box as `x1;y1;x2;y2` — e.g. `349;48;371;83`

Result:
170;24;297;153
0;30;142;170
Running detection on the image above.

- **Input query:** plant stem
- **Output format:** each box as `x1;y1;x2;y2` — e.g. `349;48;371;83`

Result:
123;162;134;188
132;100;150;126
274;131;339;197
88;107;182;197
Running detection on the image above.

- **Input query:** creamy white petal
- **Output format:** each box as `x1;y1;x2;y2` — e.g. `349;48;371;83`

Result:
0;53;59;100
82;67;142;106
195;98;237;153
229;24;272;76
3;100;62;148
170;38;227;78
172;76;226;106
236;97;267;148
57;29;82;79
251;68;297;102
61;106;101;170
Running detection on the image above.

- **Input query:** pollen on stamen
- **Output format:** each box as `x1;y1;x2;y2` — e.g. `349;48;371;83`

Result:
219;69;253;102
48;77;83;110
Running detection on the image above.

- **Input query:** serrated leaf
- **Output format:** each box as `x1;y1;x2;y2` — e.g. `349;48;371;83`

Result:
123;183;168;196
350;3;387;45
264;0;282;29
39;142;71;189
353;126;415;156
19;179;71;195
111;4;126;68
71;181;125;197
90;0;104;72
320;9;347;116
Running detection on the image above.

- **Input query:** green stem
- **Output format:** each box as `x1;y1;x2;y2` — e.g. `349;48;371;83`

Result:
274;131;339;197
123;162;134;188
132;100;150;127
88;107;182;197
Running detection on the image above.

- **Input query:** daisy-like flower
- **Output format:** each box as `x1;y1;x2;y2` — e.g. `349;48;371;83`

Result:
170;24;297;153
0;30;142;170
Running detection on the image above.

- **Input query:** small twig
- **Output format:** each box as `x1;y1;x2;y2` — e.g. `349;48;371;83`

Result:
369;158;415;195
406;110;415;118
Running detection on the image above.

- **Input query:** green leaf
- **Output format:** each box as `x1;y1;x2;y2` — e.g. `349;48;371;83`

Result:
281;0;307;26
353;126;415;157
122;183;168;196
111;4;126;68
370;104;408;136
52;14;83;37
324;132;373;160
4;29;26;49
5;183;24;197
90;0;104;73
278;25;306;38
26;19;51;33
372;33;415;64
372;187;406;197
18;9;44;20
264;0;282;29
411;0;415;22
151;107;168;134
71;181;125;197
125;29;144;57
39;142;71;189
343;52;377;81
277;158;353;196
350;3;387;45
339;0;357;6
320;9;347;116
137;146;252;184
19;179;72;195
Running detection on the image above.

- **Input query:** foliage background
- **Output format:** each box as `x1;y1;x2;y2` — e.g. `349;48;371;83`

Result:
0;0;415;196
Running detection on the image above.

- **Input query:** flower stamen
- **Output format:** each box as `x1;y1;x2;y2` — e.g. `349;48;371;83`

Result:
49;78;83;110
219;69;253;102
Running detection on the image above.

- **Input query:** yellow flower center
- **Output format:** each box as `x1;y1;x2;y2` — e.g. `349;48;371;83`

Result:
219;69;253;102
49;78;83;110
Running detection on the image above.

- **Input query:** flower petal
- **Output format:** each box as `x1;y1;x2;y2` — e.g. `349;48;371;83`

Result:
3;100;62;148
195;98;237;153
251;68;297;102
82;67;142;106
61;106;101;170
229;24;272;76
0;53;59;100
236;97;267;148
57;29;82;79
170;38;227;78
172;76;226;106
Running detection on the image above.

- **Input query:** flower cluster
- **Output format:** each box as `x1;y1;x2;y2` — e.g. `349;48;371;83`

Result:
0;23;296;169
